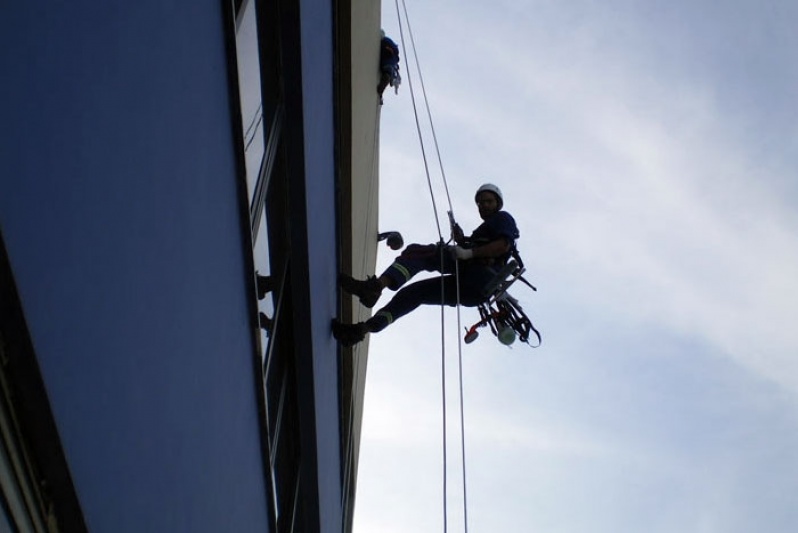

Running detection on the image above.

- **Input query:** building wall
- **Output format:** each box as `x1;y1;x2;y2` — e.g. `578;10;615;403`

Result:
291;0;344;528
0;2;270;531
341;0;382;529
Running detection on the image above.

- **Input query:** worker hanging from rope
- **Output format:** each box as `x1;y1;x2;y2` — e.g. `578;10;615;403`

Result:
332;183;520;347
377;29;401;105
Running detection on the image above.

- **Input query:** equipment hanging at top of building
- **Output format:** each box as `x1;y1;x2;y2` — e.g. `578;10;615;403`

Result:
377;29;401;104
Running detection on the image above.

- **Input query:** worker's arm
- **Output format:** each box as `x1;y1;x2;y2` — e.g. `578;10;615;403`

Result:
470;238;511;259
451;238;510;260
451;223;466;245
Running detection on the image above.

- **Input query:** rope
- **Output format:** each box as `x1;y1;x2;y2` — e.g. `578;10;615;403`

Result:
393;7;447;530
438;245;449;533
454;259;469;531
394;0;443;241
343;103;385;520
397;0;454;215
393;1;469;531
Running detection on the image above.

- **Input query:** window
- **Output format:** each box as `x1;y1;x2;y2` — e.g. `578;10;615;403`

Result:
235;0;265;204
232;1;303;531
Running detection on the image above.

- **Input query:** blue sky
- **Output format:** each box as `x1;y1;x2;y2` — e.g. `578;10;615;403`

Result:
354;1;798;531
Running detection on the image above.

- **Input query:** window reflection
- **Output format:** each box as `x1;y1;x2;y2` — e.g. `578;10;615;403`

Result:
233;2;301;529
235;1;265;203
254;207;273;360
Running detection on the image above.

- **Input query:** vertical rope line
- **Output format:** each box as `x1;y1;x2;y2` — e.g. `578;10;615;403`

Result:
394;0;443;241
438;244;448;533
344;104;384;513
402;1;470;524
454;262;469;532
399;0;454;214
360;106;382;277
394;2;447;530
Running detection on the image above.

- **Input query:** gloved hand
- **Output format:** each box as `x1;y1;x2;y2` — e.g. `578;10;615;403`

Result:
451;223;465;245
449;245;474;261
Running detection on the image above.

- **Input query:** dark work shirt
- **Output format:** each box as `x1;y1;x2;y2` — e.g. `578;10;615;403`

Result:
380;37;400;68
468;211;519;264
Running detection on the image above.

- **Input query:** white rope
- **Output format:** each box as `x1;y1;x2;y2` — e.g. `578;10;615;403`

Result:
394;0;443;241
393;2;470;531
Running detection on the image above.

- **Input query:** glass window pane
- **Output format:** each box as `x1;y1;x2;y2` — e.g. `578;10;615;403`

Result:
254;206;273;362
235;1;265;202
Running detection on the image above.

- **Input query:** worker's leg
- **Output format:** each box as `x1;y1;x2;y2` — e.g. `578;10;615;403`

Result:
332;271;480;347
379;244;454;291
366;272;488;333
377;72;390;96
333;261;497;346
340;243;452;309
367;261;497;333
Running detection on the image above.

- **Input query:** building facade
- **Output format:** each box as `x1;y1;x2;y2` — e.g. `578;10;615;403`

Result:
0;0;380;531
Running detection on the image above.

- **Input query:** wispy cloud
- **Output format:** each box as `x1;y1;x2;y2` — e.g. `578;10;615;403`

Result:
357;1;798;531
397;0;798;394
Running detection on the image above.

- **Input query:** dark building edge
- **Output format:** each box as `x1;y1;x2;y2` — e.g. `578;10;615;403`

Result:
330;0;361;529
0;231;88;532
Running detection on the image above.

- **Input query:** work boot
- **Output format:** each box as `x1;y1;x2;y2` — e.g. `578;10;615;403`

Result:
259;312;273;333
338;274;383;308
256;274;274;300
331;319;368;347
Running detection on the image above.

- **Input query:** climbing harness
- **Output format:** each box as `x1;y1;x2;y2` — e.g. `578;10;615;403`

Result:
448;212;542;348
463;261;542;347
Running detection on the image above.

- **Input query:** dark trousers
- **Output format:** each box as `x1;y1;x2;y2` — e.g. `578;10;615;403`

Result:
367;244;494;332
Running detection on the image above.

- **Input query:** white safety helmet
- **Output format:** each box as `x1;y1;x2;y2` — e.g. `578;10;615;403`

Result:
475;183;503;209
